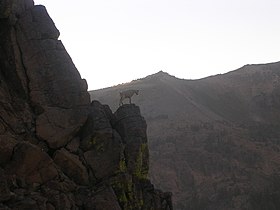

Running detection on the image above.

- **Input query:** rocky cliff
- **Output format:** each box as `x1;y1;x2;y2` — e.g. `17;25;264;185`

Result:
0;0;172;209
90;63;280;210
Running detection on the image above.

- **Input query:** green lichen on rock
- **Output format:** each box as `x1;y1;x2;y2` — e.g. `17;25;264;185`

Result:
119;157;127;173
111;178;131;209
110;175;143;210
115;155;127;174
89;134;105;152
133;143;148;179
89;136;97;145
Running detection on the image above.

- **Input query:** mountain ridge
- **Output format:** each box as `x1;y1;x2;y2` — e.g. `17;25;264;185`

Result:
90;61;280;209
91;61;280;92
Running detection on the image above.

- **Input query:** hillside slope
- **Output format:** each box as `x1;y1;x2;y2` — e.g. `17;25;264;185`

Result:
90;62;280;209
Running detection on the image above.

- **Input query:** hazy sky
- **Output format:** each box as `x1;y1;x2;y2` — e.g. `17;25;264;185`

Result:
34;0;280;90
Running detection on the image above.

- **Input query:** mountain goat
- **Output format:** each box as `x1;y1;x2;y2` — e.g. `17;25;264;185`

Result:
119;89;139;106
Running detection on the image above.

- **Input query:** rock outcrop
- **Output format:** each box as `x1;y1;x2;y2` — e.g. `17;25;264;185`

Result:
0;0;172;209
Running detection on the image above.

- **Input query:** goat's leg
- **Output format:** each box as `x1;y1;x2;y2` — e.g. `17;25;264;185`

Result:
129;97;131;104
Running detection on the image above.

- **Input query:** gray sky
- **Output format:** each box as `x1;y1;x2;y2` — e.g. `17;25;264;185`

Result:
34;0;280;90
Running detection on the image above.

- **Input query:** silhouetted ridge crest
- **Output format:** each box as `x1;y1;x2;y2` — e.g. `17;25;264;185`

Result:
139;70;177;82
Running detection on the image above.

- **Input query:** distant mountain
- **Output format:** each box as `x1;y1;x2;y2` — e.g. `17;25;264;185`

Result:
90;62;280;210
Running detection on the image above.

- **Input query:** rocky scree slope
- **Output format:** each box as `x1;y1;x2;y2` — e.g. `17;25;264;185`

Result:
90;63;280;210
0;0;172;209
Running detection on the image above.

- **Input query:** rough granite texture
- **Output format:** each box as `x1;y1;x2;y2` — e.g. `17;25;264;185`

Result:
0;0;172;209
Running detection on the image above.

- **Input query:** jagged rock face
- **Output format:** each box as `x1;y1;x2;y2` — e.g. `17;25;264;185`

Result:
90;63;280;209
114;104;149;178
0;0;172;209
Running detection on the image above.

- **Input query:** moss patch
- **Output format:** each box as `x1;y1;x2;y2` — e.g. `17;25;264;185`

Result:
133;143;148;179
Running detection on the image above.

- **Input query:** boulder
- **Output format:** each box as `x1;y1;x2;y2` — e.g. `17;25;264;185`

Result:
81;101;124;179
53;148;89;185
6;142;58;185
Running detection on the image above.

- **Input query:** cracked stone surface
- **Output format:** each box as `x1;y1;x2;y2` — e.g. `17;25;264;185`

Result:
0;0;172;209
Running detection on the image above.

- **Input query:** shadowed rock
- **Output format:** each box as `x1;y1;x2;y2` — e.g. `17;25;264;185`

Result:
0;0;172;209
114;104;149;179
53;148;89;186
